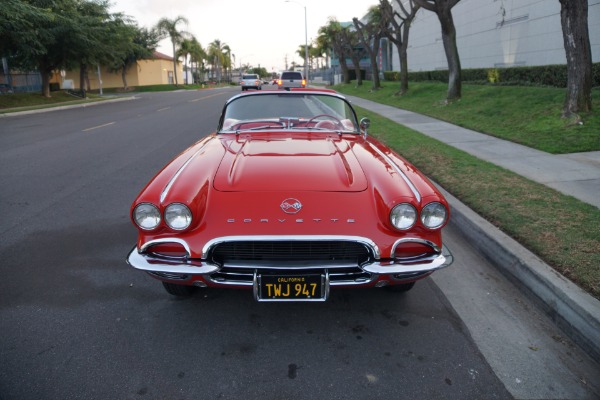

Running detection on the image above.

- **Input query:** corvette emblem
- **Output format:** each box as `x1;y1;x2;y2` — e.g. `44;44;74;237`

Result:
280;198;302;214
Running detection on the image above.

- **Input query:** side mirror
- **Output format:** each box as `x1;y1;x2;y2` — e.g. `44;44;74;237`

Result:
359;118;371;136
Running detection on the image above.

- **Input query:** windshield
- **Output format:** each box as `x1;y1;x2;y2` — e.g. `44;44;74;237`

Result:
219;92;359;133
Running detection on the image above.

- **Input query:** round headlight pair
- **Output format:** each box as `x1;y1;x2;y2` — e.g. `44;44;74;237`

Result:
390;202;447;230
133;203;192;231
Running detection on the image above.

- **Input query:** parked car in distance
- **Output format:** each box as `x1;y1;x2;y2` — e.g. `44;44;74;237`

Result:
0;83;14;94
277;71;306;90
126;89;453;301
239;74;262;91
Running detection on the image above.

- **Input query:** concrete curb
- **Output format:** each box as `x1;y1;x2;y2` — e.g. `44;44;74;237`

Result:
0;95;138;117
441;186;600;363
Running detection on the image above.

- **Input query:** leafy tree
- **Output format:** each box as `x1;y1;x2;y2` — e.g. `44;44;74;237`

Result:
342;29;365;86
10;0;85;97
70;0;115;92
379;0;420;96
318;18;351;84
109;23;159;89
248;67;268;78
353;5;385;91
413;0;462;101
559;0;593;117
156;16;189;86
0;0;53;60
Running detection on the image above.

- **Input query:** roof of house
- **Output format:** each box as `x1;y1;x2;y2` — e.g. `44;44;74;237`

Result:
151;51;174;61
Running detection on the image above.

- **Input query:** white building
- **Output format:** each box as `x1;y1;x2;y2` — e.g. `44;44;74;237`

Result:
393;0;599;72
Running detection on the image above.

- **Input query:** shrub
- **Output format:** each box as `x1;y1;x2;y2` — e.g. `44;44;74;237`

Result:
384;63;600;88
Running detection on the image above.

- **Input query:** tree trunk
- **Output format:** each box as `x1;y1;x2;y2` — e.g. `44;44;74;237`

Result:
172;40;178;86
79;63;86;93
335;45;351;84
40;67;51;98
398;41;409;95
121;66;129;89
559;0;592;117
397;20;413;95
39;59;54;98
350;54;362;86
369;36;381;91
437;7;461;101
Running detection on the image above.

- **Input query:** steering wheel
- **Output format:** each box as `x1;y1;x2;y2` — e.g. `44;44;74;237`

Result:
307;114;343;129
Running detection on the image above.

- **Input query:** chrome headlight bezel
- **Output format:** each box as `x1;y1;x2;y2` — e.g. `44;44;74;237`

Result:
133;203;161;230
420;202;448;229
164;203;192;231
390;203;417;230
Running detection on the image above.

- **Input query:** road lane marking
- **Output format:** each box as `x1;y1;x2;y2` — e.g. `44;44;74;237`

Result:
157;107;171;112
82;122;115;132
189;92;230;102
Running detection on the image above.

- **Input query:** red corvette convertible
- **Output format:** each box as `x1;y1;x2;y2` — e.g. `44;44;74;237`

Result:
127;89;453;301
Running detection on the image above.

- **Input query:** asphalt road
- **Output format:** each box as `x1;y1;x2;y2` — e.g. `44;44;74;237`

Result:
0;87;598;399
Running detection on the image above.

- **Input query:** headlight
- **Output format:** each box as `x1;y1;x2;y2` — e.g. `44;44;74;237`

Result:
421;202;448;229
390;203;417;230
133;203;161;230
165;203;192;230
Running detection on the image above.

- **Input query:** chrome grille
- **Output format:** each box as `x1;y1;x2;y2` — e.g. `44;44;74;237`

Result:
209;240;372;266
206;240;375;286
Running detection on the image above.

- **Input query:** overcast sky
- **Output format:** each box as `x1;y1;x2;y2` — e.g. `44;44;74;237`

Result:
109;0;372;72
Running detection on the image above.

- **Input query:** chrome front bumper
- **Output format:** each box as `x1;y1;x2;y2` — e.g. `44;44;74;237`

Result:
126;236;454;280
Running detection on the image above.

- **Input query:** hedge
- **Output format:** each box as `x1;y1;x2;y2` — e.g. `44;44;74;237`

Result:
383;63;600;88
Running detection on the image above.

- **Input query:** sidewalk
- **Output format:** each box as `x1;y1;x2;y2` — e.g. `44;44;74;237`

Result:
345;95;600;363
346;95;600;209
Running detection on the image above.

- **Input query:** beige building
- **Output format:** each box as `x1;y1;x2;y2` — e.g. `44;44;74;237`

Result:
60;51;184;90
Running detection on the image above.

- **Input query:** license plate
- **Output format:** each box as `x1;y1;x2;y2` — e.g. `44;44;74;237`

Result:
255;273;328;302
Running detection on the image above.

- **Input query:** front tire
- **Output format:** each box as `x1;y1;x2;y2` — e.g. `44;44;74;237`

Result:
384;282;415;293
162;282;196;297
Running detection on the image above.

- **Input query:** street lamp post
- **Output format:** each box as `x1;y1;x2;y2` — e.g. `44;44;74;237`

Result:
285;0;309;82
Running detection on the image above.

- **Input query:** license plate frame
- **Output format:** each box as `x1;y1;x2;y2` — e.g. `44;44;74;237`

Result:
254;272;329;302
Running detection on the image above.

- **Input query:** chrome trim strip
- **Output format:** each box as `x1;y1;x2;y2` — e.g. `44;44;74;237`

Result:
211;262;362;270
139;238;192;255
369;143;421;203
390;238;441;257
160;142;209;203
201;235;381;260
360;253;449;274
126;245;219;275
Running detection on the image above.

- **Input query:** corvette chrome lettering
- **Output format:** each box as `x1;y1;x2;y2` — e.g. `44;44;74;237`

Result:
226;218;356;224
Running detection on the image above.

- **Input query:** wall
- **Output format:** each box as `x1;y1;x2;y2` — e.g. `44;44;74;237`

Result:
392;0;599;72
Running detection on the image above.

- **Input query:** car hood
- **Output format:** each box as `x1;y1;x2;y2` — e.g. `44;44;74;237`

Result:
213;134;368;192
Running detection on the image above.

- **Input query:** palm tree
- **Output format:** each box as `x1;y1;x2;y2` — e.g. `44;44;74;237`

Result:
189;37;206;84
177;38;194;84
155;15;189;86
317;18;351;84
208;39;230;83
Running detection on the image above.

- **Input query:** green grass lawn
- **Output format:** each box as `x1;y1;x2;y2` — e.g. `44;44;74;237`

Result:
0;83;225;112
334;82;600;154
355;108;599;299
